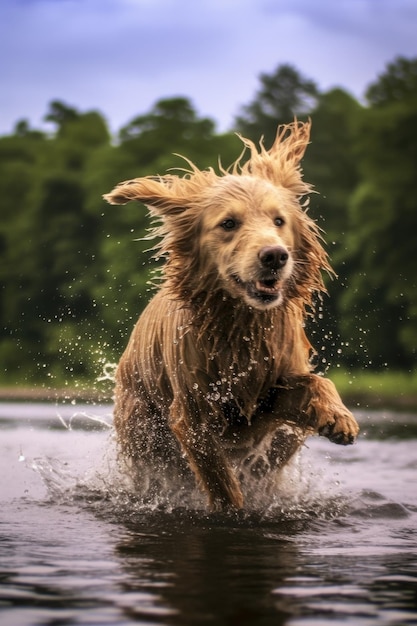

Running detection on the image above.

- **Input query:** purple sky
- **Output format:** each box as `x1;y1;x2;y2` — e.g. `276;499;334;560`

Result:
1;0;416;136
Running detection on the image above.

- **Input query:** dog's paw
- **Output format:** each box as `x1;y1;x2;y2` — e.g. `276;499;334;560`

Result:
318;408;359;445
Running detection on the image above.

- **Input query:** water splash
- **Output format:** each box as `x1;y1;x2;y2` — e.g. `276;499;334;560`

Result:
28;435;349;525
55;409;113;431
96;361;117;384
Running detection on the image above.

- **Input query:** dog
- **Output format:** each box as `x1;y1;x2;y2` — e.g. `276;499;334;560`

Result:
104;120;359;510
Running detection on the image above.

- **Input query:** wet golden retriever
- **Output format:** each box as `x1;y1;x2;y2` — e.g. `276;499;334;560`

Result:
104;120;359;510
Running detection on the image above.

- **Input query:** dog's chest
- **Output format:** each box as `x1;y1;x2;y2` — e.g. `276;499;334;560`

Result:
172;304;298;419
200;336;282;420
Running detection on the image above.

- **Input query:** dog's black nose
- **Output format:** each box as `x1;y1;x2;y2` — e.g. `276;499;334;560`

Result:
258;246;289;270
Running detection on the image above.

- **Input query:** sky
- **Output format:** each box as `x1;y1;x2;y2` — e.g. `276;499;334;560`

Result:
1;0;417;137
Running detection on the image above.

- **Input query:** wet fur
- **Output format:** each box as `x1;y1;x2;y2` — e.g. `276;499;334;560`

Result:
104;121;359;510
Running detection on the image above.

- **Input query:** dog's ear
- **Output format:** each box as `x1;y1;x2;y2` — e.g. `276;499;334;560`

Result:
103;176;188;215
269;119;311;166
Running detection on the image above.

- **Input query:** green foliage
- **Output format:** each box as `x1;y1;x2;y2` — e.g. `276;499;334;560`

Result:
297;89;363;366
234;59;417;371
0;97;240;386
119;97;241;173
234;64;319;148
366;56;417;107
1;59;416;388
338;96;417;366
328;368;417;401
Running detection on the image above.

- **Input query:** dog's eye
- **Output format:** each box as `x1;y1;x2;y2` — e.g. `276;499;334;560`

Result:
274;217;285;227
221;218;237;231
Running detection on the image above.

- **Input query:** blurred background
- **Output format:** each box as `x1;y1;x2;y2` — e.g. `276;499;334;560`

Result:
0;0;416;404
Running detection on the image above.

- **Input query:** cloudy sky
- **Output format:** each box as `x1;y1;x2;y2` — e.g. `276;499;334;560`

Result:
1;0;416;136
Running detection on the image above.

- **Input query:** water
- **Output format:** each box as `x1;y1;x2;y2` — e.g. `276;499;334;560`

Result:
1;402;417;625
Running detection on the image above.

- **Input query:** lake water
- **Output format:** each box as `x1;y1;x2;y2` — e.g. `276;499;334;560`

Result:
1;401;417;625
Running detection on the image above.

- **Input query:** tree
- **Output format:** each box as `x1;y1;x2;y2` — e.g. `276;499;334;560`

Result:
14;119;45;139
303;88;362;239
0;130;49;382
300;89;363;368
119;97;217;170
338;58;417;368
234;64;319;146
366;56;417;107
44;100;79;131
120;97;214;141
0;102;113;384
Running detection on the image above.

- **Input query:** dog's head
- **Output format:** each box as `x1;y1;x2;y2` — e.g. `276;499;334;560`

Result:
197;175;299;309
104;121;332;311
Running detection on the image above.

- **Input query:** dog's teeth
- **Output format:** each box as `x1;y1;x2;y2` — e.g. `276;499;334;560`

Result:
255;280;278;293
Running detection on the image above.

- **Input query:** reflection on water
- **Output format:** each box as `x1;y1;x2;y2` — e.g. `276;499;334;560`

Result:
115;515;303;625
0;403;417;625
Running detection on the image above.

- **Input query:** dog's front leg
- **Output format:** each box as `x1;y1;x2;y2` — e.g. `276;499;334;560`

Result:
168;396;244;510
279;374;359;444
308;375;360;444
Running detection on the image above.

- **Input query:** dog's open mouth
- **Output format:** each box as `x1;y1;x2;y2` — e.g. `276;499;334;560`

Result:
232;275;283;306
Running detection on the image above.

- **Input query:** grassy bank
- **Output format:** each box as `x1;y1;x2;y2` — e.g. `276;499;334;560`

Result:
0;369;416;411
0;375;114;404
328;368;417;411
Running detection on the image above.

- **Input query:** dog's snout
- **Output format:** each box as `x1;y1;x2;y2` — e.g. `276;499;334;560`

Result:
258;246;289;270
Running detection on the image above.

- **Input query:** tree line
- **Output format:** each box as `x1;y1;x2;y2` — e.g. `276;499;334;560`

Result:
0;56;416;387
